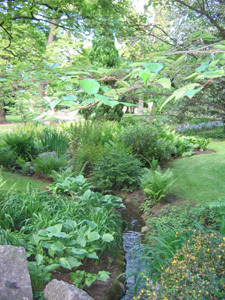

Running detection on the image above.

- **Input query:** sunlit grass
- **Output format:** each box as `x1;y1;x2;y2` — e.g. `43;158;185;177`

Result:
1;170;48;192
169;141;225;203
6;115;23;123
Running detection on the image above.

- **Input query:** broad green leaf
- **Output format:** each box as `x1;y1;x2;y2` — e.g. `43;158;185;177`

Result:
195;61;210;72
120;102;137;107
50;232;69;238
148;73;158;82
44;264;60;272
86;252;99;259
184;87;203;99
208;60;219;68
31;234;40;245
145;63;164;73
197;69;225;79
213;44;225;50
80;79;100;95
94;94;110;102
60;101;77;107
50;241;66;251
59;257;81;269
101;100;119;108
156;78;171;89
62;95;77;101
35;254;43;265
37;229;48;237
87;231;100;242
49;99;61;110
139;70;151;84
98;271;110;282
85;220;98;230
46;224;62;236
67;256;82;268
102;233;114;242
71;248;87;255
0;78;7;81
184;73;198;80
76;235;86;247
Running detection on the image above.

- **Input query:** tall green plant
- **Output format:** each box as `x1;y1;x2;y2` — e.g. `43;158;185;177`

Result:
141;166;176;204
91;143;143;193
39;128;69;156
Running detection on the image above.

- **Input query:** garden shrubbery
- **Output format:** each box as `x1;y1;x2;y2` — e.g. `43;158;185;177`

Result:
91;143;143;193
119;121;194;164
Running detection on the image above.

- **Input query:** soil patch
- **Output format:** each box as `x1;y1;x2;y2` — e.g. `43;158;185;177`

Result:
193;148;216;155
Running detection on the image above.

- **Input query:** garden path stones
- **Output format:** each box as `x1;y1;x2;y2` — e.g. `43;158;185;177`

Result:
44;279;95;300
0;245;33;300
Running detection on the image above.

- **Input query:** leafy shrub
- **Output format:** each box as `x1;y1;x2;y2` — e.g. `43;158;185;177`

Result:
69;120;122;175
69;120;122;147
3;132;37;160
141;165;176;204
13;122;44;138
91;144;143;193
119;122;192;164
39;128;69;156
33;152;67;178
0;147;16;168
137;231;225;300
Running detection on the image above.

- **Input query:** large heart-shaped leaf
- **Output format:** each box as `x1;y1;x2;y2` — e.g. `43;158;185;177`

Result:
139;70;151;84
102;233;114;242
80;79;100;95
145;63;164;73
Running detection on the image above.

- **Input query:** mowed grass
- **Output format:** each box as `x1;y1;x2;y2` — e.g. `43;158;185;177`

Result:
168;141;225;203
6;115;23;123
1;170;48;192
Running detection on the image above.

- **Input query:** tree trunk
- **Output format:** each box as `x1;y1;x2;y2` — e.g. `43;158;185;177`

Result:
38;19;59;97
0;100;7;123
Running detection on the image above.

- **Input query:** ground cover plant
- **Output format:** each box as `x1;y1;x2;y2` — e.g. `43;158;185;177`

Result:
0;173;124;298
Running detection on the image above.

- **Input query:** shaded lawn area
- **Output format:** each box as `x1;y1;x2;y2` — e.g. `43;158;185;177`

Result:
1;170;48;192
168;141;225;203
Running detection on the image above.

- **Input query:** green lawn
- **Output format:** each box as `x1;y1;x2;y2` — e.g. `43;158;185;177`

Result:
6;115;23;123
169;141;225;203
1;170;48;192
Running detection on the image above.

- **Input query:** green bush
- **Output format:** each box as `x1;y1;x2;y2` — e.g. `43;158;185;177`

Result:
119;122;195;164
13;122;44;138
3;132;37;160
33;152;67;178
69;120;122;175
0;147;16;168
69;120;122;147
91;144;143;193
